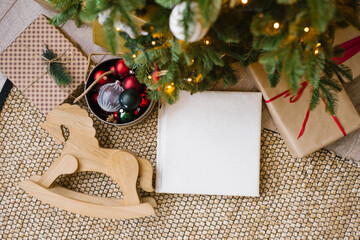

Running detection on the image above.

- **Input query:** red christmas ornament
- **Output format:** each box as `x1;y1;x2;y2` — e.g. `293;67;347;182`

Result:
94;70;109;85
114;111;118;120
93;93;98;102
115;59;130;77
134;107;141;116
122;75;142;92
139;93;150;107
110;66;118;76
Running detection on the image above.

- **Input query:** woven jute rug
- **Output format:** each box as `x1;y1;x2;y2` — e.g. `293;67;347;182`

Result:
0;85;359;239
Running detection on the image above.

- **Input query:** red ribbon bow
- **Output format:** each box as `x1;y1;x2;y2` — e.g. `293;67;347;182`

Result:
332;36;360;64
265;81;346;139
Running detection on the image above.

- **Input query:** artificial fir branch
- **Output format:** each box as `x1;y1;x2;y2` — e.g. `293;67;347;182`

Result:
47;0;360;111
48;0;83;27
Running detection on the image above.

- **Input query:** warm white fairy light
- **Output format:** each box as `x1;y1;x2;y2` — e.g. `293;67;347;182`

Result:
273;22;280;29
205;40;210;45
115;27;121;31
304;27;310;32
241;0;248;4
316;43;321;47
187;78;192;82
314;49;319;55
132;54;137;58
151;41;156;45
148;75;152;79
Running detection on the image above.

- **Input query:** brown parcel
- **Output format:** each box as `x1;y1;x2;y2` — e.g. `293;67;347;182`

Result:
247;63;360;158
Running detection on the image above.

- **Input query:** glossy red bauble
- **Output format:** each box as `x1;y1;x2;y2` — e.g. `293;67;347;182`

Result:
139;93;150;107
94;70;109;85
93;93;98;102
115;59;130;77
122;75;143;92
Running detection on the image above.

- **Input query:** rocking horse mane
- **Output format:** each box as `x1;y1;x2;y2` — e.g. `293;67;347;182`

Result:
42;103;96;144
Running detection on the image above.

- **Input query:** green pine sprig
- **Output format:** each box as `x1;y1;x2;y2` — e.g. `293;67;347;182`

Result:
42;45;72;86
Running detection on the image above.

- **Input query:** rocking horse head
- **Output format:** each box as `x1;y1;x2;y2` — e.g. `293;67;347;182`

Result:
41;103;96;145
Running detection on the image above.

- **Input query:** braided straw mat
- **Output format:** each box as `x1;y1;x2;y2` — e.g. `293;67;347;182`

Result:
1;85;359;239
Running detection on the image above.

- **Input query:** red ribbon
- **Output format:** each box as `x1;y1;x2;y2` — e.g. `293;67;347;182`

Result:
265;82;346;139
265;82;308;103
332;36;360;64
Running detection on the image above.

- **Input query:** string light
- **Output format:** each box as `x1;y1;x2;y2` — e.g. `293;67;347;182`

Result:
273;22;280;29
314;49;319;55
132;54;137;58
151;41;156;45
187;78;192;82
115;27;121;31
148;75;152;79
241;0;248;4
316;43;321;47
205;40;210;45
304;27;310;32
191;59;195;63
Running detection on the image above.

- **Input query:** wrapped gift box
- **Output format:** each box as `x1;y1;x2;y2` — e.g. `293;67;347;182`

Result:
247;63;360;158
0;14;89;114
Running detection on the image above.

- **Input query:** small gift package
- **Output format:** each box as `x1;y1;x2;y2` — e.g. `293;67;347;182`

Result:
0;14;89;114
247;63;360;158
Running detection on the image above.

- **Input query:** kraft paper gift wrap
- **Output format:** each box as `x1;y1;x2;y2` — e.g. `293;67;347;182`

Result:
247;63;360;158
0;15;89;114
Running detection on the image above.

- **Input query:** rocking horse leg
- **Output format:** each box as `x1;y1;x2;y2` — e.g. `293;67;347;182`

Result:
35;154;78;188
137;157;155;192
108;151;140;206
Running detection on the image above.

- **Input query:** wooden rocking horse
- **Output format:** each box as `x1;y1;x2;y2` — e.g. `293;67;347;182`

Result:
19;103;156;219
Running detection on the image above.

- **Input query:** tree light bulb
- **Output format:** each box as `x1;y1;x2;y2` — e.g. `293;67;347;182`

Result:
191;59;195;63
273;22;280;29
304;27;310;32
316;43;321;47
166;84;175;93
241;0;248;4
187;78;192;82
314;49;319;55
148;75;152;79
205;40;210;45
151;41;156;45
115;27;121;31
132;54;137;58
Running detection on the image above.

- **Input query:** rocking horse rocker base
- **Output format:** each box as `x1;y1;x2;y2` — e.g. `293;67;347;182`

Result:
19;104;157;220
19;175;157;220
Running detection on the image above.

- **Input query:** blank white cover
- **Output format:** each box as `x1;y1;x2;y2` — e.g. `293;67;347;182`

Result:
156;91;262;196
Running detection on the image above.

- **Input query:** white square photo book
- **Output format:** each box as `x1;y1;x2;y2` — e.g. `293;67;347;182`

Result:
156;91;262;196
